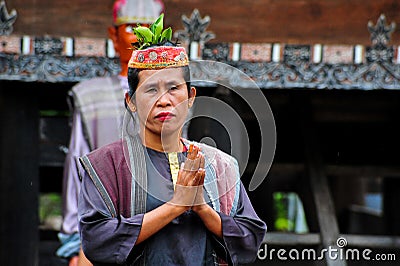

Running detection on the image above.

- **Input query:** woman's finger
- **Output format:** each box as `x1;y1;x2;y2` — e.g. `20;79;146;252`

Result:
189;169;202;186
198;168;205;186
199;153;205;169
187;144;200;160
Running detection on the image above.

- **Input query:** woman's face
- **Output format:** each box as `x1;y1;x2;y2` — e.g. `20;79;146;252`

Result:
133;67;195;137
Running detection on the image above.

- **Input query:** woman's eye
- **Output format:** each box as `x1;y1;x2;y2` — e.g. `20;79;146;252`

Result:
125;25;134;33
170;86;178;91
146;87;157;93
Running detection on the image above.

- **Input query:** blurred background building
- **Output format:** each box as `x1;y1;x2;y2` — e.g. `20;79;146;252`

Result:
1;0;399;265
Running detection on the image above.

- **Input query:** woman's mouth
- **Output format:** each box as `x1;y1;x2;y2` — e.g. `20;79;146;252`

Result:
155;112;175;121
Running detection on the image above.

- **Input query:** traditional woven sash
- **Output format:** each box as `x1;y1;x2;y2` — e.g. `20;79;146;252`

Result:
72;76;125;150
167;152;180;190
125;134;148;216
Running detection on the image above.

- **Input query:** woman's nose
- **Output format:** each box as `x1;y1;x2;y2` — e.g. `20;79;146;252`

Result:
156;90;172;106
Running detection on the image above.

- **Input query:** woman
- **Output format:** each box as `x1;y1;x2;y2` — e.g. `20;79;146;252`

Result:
78;16;266;265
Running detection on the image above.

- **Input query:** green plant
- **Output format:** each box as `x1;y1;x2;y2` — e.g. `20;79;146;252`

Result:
133;14;172;50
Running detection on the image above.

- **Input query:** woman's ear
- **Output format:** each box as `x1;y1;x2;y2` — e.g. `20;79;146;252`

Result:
188;86;196;108
125;92;136;112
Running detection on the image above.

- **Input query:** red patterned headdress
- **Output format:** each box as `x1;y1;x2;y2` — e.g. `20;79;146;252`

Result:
128;14;189;70
128;46;188;69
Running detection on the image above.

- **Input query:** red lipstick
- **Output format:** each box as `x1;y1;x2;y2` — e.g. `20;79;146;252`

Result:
155;111;174;121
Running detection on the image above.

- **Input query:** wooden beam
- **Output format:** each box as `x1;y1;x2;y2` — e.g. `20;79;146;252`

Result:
296;96;346;266
0;82;39;265
9;0;400;45
248;162;400;178
263;232;400;249
265;232;321;246
341;234;400;249
383;178;400;235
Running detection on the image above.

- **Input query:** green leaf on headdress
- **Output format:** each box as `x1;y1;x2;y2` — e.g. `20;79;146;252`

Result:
152;13;164;43
134;26;154;43
160;27;172;42
133;13;172;49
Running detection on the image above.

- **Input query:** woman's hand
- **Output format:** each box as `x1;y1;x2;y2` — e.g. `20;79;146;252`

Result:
169;144;205;208
169;144;222;238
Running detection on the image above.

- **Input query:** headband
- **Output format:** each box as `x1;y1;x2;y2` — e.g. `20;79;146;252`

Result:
128;13;189;69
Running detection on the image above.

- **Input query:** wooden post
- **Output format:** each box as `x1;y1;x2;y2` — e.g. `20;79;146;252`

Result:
0;82;39;265
294;95;347;266
383;177;400;235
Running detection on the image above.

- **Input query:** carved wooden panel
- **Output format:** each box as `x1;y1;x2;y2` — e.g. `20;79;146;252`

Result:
5;0;400;45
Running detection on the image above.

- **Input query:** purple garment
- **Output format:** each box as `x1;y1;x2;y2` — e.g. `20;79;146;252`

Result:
58;76;128;259
61;111;90;235
78;146;266;265
61;76;127;235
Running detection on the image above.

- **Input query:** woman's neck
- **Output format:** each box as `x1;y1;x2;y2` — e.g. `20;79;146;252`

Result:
140;130;183;152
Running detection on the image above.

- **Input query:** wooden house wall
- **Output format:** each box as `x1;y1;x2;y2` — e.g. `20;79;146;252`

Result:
2;1;400;265
7;0;400;45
